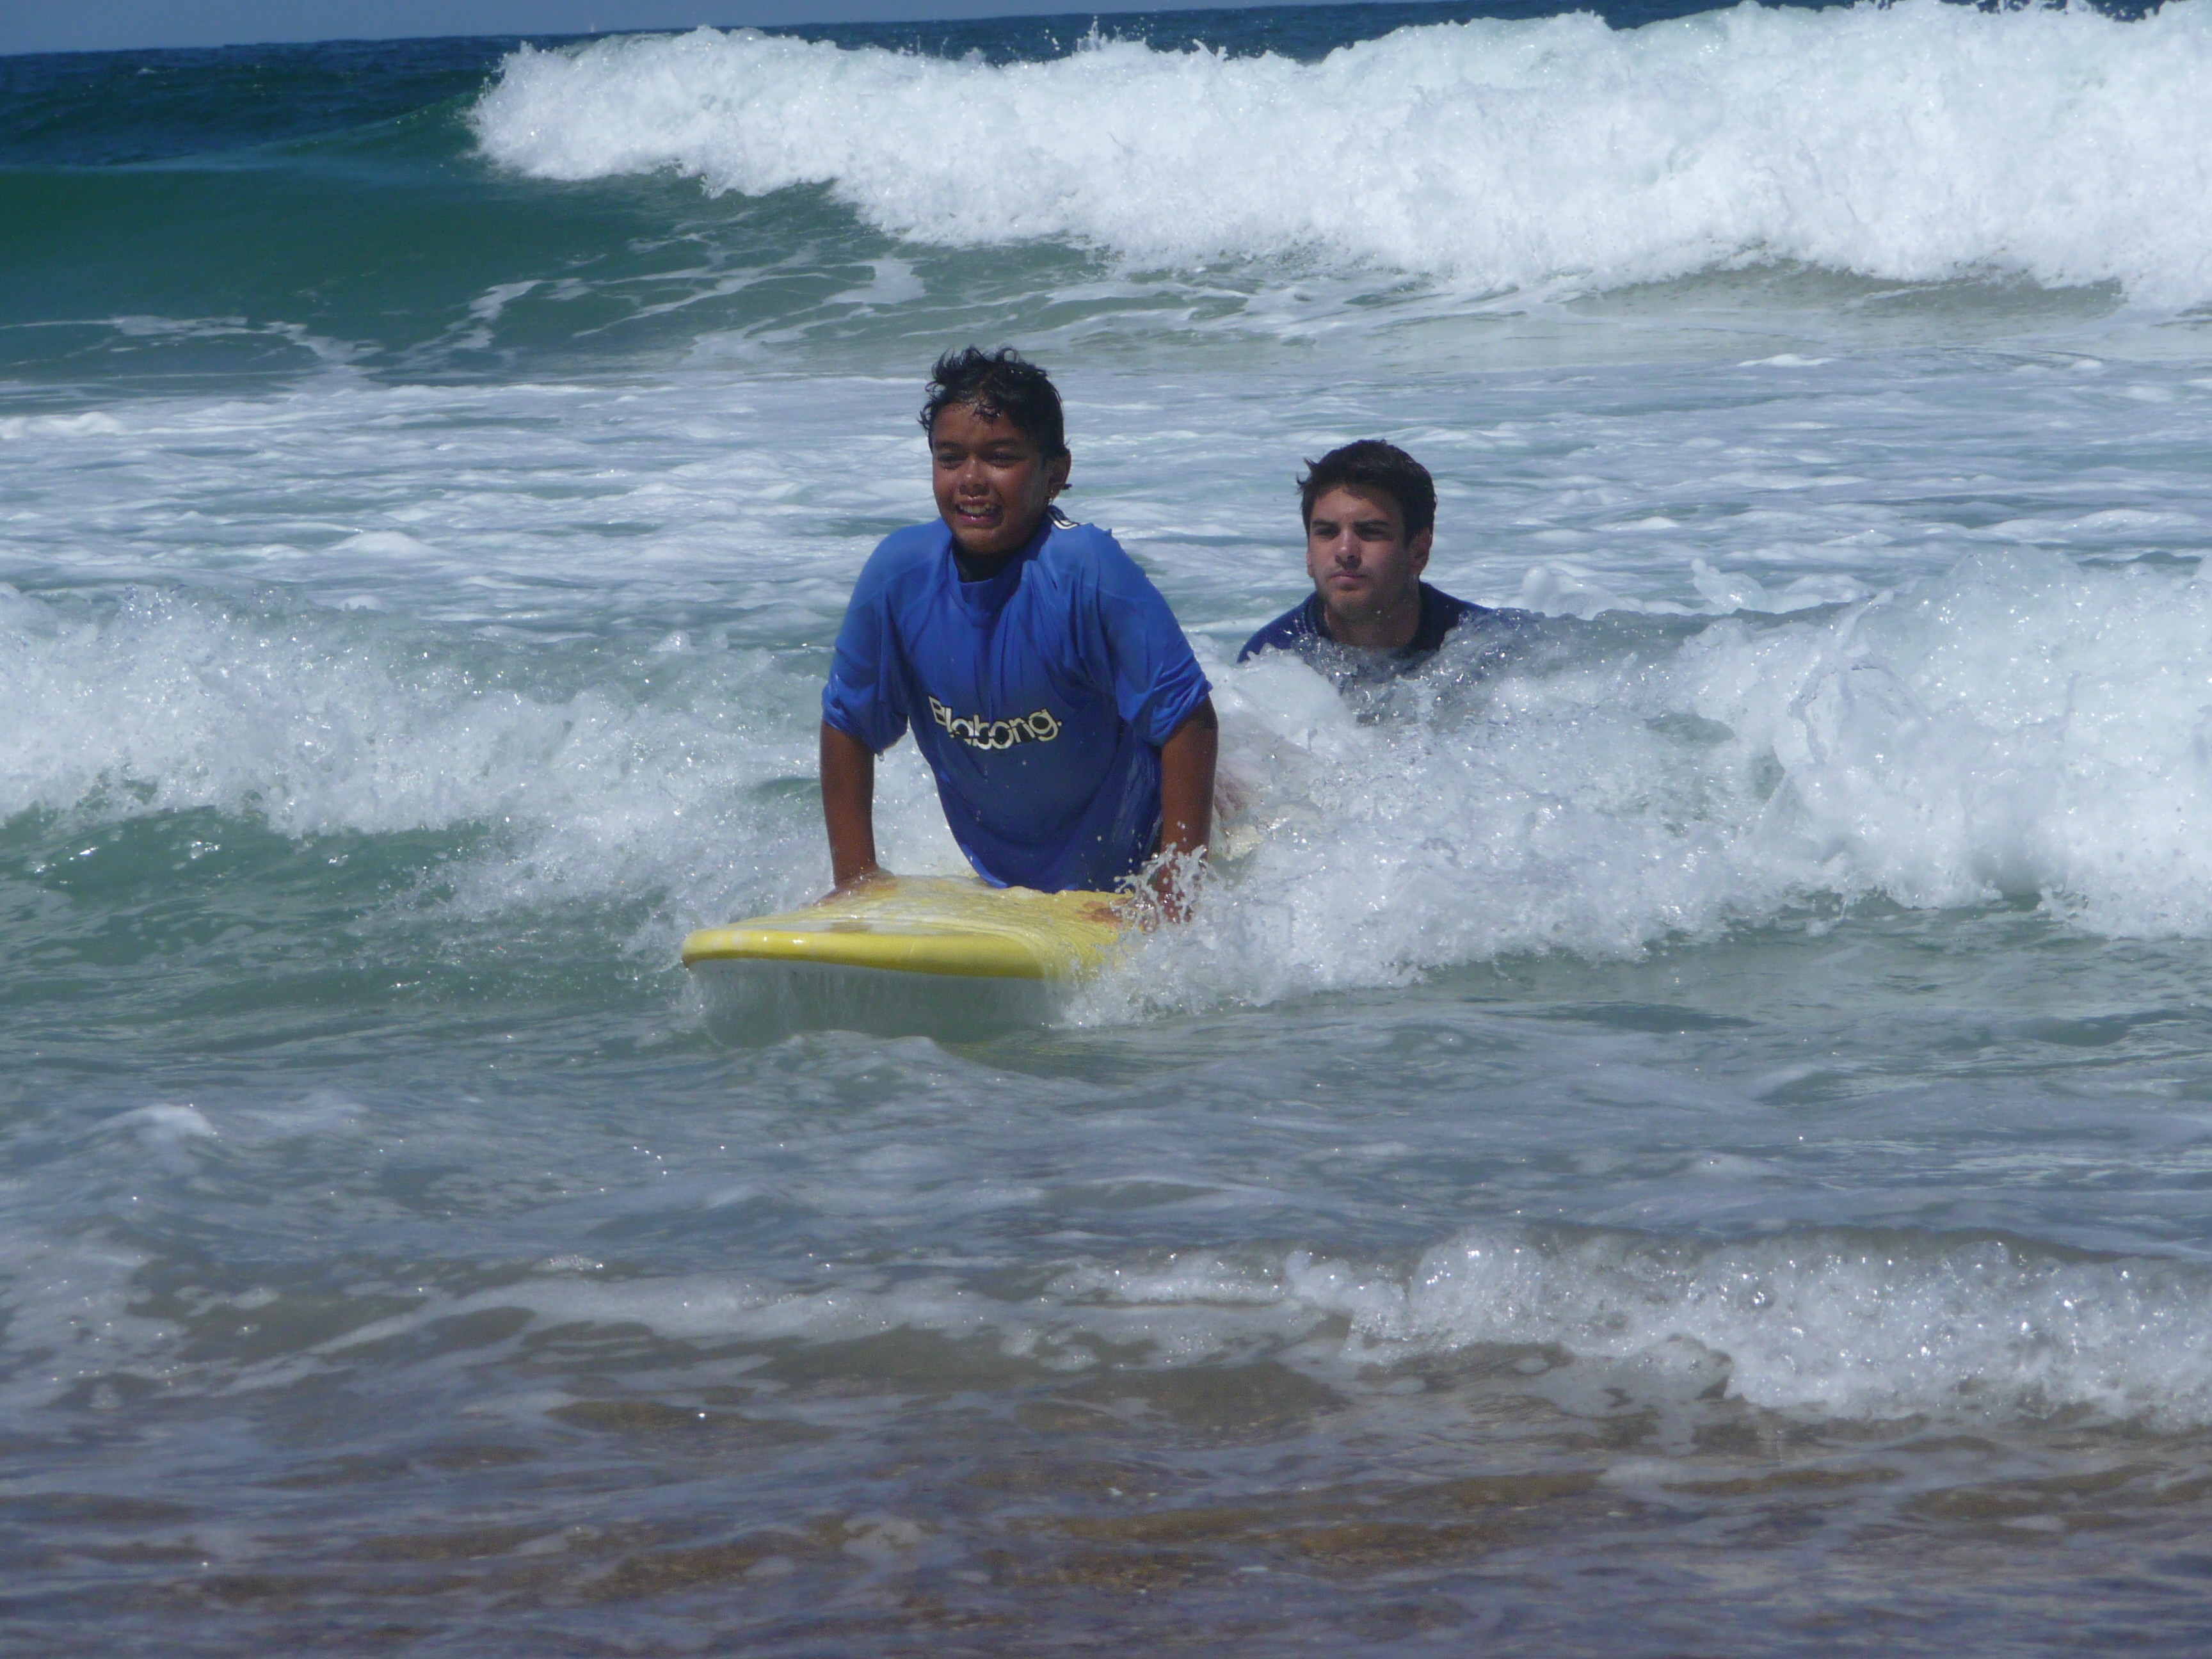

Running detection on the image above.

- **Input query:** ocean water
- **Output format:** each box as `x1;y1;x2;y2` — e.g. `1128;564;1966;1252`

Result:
6;2;2212;1651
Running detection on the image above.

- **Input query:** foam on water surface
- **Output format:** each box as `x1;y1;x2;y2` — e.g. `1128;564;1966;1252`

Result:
1;342;2209;1016
4;540;2208;1015
42;1228;2212;1429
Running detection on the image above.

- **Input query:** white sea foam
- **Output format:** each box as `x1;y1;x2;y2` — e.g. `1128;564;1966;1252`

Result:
474;3;2212;307
0;584;962;930
0;412;124;442
3;547;2208;983
1088;549;2212;1012
108;1225;2209;1427
1129;1228;2212;1425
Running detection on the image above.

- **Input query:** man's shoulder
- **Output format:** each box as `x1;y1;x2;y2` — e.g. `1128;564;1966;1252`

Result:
1238;596;1322;662
1416;582;1537;649
1420;582;1483;630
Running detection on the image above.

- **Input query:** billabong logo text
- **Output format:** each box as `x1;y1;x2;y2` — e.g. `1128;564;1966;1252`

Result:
929;696;1062;751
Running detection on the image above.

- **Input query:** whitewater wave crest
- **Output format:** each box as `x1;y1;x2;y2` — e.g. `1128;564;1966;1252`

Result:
5;548;2209;988
1097;548;2212;1011
474;2;2212;307
1160;1227;2212;1426
0;586;858;931
86;1224;2212;1429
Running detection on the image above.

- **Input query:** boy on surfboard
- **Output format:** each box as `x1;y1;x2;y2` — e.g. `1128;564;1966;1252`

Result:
819;347;1217;912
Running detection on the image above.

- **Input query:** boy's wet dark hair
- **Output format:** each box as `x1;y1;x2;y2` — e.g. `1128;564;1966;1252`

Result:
920;346;1068;461
1298;440;1436;541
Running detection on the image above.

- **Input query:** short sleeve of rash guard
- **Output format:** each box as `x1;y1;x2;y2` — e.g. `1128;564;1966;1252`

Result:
821;546;910;753
1080;532;1211;746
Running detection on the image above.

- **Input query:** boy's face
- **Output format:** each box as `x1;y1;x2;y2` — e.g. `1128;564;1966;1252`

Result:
1305;485;1431;625
931;401;1070;561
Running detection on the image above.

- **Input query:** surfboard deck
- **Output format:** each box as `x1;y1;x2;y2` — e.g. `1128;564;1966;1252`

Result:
680;877;1125;982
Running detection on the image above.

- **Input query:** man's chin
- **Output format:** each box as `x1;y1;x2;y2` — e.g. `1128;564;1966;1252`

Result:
1323;597;1381;626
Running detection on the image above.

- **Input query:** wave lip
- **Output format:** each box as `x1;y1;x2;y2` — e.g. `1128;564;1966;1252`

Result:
473;3;2212;307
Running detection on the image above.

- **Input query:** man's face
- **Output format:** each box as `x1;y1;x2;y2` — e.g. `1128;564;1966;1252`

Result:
931;401;1070;561
1304;485;1431;626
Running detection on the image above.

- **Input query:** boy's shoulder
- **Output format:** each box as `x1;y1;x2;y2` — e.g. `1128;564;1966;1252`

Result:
854;520;952;599
1033;508;1156;593
868;518;951;566
1036;505;1107;554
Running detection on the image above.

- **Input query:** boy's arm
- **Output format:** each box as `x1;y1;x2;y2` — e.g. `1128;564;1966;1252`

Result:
1153;698;1217;918
820;721;886;895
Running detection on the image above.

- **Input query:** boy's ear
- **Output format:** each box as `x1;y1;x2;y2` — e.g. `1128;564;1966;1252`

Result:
1048;451;1072;496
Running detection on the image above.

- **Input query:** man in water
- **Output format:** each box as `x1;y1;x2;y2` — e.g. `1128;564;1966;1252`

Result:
1239;439;1519;677
821;346;1217;909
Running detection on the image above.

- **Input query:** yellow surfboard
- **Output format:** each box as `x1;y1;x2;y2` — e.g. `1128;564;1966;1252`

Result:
680;877;1125;982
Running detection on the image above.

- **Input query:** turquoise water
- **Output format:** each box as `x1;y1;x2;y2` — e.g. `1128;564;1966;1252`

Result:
7;4;2212;1651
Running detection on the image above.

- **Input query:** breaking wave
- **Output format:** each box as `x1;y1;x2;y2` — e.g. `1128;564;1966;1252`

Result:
475;2;2212;307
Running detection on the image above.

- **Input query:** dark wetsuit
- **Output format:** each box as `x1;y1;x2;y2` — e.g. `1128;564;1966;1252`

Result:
1237;582;1523;678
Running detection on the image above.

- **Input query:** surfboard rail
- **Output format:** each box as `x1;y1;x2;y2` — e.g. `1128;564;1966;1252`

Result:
680;877;1124;981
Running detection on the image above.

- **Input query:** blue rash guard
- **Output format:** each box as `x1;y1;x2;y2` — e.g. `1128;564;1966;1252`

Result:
823;509;1212;894
1238;581;1525;675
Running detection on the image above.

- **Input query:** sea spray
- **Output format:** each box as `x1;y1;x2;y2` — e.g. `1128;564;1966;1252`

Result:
476;2;2212;307
6;543;2209;1018
1100;549;2212;1015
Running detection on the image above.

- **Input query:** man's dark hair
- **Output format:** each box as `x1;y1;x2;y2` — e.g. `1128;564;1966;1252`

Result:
1297;440;1436;541
920;346;1068;460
